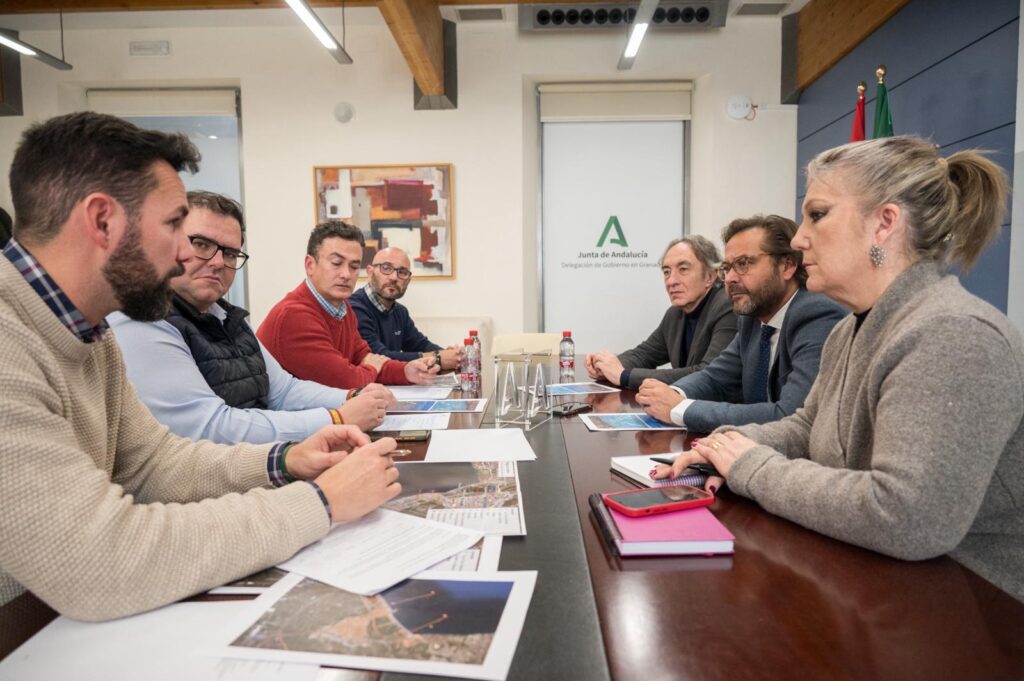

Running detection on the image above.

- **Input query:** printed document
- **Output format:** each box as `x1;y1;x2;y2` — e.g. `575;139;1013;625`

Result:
374;413;450;431
215;570;537;681
385;461;527;536
388;385;454;400
424;428;537;462
279;508;481;595
579;412;686;431
0;600;318;681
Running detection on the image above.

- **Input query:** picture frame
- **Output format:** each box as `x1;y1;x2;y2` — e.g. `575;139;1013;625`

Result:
313;164;455;279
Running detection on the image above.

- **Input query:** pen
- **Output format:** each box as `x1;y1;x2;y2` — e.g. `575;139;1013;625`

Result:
392;449;413;457
649;457;721;477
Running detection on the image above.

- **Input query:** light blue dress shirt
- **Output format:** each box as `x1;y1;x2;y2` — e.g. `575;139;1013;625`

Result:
109;306;346;444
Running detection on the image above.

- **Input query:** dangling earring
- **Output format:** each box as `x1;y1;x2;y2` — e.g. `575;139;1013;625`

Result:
869;244;886;267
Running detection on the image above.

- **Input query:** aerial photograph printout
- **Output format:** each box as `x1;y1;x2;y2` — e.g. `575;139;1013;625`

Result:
385;461;525;535
219;571;537;680
579;412;686;432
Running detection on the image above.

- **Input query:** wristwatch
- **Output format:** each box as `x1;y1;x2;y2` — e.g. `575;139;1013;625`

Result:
433;350;442;367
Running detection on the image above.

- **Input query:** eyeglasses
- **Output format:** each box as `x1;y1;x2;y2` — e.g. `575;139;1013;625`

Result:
372;262;412;280
717;254;767;280
188;235;249;270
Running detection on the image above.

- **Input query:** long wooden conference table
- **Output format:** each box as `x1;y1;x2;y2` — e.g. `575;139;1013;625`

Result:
2;362;1024;681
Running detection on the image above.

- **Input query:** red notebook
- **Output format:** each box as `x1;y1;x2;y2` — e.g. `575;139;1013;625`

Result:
593;497;734;556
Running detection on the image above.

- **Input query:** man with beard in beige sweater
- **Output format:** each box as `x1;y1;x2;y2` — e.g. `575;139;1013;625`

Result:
0;112;402;621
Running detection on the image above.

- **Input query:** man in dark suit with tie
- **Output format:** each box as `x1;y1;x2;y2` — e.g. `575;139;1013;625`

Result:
637;215;846;433
585;235;738;390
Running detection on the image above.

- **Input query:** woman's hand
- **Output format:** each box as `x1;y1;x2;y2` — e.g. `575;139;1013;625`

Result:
650;431;758;493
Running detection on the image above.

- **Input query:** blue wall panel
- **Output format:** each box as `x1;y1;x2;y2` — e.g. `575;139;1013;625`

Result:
798;0;1018;139
795;0;1019;312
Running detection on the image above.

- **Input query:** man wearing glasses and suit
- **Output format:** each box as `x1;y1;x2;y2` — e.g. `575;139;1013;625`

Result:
350;247;464;372
637;215;846;433
111;191;394;443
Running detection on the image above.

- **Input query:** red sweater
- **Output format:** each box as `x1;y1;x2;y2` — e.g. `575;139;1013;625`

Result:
257;281;409;388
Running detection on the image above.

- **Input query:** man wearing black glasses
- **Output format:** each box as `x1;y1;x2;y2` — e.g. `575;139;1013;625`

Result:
111;191;394;444
350;247;464;371
637;214;845;435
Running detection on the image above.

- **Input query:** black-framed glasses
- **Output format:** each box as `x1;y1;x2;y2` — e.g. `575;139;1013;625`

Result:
717;254;767;280
372;262;412;280
188;235;249;270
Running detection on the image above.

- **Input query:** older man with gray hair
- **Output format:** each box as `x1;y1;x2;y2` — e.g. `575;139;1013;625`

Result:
587;235;737;390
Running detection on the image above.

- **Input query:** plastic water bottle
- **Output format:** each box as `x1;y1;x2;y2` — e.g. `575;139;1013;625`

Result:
460;338;481;392
559;330;575;383
469;329;482;359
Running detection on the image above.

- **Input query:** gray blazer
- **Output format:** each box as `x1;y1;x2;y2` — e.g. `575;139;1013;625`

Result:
673;287;846;432
618;284;737;390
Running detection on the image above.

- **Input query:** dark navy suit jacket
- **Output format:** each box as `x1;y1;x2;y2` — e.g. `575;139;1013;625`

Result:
672;287;847;432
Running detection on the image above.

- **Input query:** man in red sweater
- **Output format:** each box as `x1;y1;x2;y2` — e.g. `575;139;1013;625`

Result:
259;222;438;389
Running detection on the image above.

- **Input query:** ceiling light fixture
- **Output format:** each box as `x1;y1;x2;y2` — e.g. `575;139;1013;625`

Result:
0;11;72;71
618;0;659;70
284;0;353;64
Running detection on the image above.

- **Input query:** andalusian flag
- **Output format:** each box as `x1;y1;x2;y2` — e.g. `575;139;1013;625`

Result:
873;65;893;138
850;81;866;142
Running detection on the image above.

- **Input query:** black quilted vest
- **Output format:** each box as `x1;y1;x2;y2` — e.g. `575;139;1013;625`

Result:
164;295;270;409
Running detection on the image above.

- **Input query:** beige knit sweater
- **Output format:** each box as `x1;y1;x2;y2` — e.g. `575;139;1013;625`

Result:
0;257;330;621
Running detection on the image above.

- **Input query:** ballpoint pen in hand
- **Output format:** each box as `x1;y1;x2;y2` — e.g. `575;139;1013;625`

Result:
650;456;720;477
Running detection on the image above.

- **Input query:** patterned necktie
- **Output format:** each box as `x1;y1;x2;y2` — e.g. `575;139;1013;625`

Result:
752;323;774;402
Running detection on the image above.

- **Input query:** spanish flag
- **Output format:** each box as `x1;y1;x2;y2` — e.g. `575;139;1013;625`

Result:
850;81;866;142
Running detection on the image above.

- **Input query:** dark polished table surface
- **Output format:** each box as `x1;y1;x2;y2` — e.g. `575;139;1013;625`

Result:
3;363;1024;681
562;386;1024;681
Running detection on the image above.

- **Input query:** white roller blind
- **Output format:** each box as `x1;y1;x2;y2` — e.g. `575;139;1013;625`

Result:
542;120;685;352
86;89;238;117
539;81;692;122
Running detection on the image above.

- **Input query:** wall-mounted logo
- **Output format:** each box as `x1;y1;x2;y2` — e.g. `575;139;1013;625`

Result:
596;215;628;248
562;214;650;271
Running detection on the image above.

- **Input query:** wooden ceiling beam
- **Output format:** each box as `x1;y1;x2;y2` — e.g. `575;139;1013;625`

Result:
796;0;912;91
0;0;625;14
377;0;444;97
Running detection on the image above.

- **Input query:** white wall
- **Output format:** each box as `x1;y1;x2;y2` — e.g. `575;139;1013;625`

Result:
0;9;795;343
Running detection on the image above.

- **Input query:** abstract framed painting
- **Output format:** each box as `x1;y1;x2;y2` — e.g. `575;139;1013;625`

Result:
313;164;455;279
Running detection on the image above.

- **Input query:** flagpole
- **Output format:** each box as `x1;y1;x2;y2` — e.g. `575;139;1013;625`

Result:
850;81;866;142
873;64;894;138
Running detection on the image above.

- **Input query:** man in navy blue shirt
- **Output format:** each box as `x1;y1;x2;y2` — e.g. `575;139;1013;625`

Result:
350;247;463;371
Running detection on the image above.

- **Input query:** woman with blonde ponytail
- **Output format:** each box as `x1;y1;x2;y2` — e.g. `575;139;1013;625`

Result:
656;136;1023;600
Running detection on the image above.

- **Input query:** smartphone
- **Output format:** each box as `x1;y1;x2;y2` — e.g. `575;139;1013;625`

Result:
370;430;431;442
602;485;714;517
551;403;593;417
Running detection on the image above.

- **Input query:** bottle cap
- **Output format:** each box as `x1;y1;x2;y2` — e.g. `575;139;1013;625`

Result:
464;338;473;345
563;330;571;337
469;329;478;336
